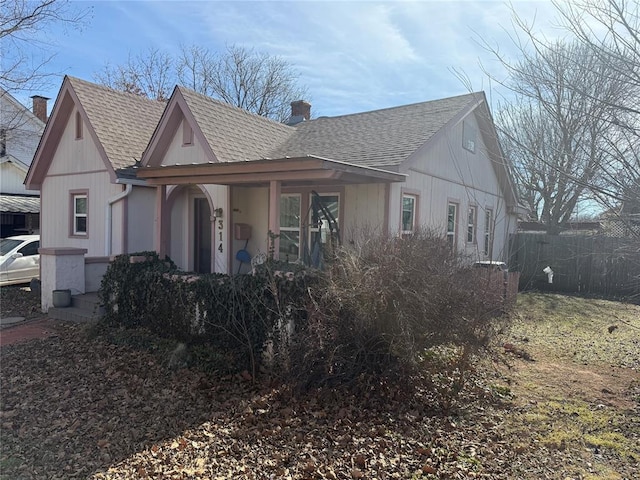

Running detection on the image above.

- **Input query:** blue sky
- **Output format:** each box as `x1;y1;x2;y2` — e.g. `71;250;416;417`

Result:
17;0;561;117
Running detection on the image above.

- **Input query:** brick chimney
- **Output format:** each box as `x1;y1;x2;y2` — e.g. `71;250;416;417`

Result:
31;95;49;123
287;100;311;125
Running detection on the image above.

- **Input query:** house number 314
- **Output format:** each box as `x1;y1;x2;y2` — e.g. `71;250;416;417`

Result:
217;219;223;253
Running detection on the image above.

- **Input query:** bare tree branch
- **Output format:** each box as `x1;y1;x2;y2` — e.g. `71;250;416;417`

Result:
97;44;308;122
179;44;308;122
0;0;90;94
491;40;629;232
94;48;174;101
477;2;640;234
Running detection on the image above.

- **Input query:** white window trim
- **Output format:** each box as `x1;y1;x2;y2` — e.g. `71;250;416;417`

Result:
401;194;418;235
309;192;340;241
279;189;343;262
447;202;458;247
484;208;493;256
467;205;477;244
280;193;302;260
72;192;88;236
280;193;301;234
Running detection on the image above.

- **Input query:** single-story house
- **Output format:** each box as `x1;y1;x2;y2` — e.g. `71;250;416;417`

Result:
26;76;525;311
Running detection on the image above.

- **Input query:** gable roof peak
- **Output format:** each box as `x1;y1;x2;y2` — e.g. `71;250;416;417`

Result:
141;85;295;166
175;85;295;130
26;76;167;188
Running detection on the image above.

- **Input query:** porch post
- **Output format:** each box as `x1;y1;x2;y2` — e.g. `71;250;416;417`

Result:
268;180;281;259
155;184;167;258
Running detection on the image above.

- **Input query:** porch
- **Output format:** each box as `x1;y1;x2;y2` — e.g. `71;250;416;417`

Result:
136;156;406;275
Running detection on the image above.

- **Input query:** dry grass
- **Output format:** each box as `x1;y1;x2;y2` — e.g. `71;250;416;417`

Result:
497;292;640;479
510;292;640;369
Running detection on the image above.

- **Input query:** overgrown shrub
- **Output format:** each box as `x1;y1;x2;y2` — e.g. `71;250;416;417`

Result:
98;253;317;376
290;229;509;390
98;252;186;332
99;232;509;401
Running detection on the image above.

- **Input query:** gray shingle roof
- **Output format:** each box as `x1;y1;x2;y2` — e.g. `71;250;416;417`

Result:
69;76;481;172
268;93;481;168
69;77;166;171
178;88;294;163
0;194;39;213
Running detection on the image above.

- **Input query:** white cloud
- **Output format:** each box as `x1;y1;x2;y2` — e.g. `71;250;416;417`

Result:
17;0;564;116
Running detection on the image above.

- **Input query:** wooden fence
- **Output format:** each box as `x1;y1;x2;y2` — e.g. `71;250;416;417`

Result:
509;233;640;298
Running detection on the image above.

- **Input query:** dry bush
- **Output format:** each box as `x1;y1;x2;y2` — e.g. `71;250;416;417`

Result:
290;229;508;391
99;253;317;378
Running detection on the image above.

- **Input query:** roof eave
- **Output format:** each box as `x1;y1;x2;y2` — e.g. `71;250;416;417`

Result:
25;76;118;190
137;155;406;186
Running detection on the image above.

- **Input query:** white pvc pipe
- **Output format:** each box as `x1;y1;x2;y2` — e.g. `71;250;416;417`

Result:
542;266;554;284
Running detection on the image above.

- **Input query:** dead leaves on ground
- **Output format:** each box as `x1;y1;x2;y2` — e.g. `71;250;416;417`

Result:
0;325;494;479
1;319;638;479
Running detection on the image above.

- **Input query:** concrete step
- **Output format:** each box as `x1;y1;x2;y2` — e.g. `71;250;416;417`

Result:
71;292;102;311
47;292;104;323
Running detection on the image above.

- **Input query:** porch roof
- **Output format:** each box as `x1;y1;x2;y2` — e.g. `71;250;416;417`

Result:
135;155;406;187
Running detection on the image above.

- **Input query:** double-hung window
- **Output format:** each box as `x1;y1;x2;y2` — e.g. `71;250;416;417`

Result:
447;202;458;247
279;194;301;261
402;194;417;234
279;192;340;265
484;209;493;256
467;206;477;243
72;193;88;236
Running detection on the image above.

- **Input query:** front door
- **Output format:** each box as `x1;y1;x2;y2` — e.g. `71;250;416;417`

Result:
193;198;211;273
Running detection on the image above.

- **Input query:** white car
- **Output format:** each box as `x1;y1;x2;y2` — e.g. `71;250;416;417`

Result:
0;235;40;287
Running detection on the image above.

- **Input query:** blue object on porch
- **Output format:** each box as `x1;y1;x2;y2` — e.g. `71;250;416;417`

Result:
236;241;252;273
236;249;251;263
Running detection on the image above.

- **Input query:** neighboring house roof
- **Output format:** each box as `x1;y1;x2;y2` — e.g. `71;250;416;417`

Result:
0;88;45;130
0;155;29;172
1;91;43;204
518;221;550;232
0;194;39;214
26;76;165;188
269;93;481;169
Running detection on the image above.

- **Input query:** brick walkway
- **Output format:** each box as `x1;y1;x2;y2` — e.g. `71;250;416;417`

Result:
0;318;60;347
